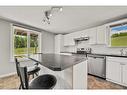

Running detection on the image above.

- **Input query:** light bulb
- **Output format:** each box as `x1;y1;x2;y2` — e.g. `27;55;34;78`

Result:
49;13;52;17
59;7;63;11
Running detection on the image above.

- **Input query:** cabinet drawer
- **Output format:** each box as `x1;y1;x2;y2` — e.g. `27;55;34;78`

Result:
106;57;127;63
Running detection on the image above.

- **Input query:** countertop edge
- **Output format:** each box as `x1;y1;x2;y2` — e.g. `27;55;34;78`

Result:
60;52;127;58
87;53;127;58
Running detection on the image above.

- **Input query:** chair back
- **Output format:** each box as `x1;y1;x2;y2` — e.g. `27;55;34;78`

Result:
19;66;29;89
15;57;20;76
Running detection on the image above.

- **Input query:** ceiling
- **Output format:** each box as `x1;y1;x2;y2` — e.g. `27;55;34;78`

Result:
0;6;127;34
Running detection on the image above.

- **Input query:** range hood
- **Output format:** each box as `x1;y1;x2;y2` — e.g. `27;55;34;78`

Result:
74;36;89;42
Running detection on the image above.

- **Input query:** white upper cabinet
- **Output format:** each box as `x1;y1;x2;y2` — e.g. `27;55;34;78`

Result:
96;25;106;44
63;24;106;46
55;34;64;54
64;29;90;46
64;33;75;46
64;34;69;46
80;29;89;38
88;25;106;45
88;27;97;44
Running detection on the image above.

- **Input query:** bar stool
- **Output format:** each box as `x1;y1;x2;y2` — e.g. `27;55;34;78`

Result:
15;58;40;88
19;66;57;89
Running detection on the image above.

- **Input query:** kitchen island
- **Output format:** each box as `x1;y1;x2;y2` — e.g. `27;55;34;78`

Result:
29;53;87;89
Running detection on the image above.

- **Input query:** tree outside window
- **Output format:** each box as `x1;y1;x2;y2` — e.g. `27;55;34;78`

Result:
13;27;41;58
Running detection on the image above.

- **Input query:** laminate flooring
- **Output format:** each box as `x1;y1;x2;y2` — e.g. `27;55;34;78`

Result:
0;74;126;89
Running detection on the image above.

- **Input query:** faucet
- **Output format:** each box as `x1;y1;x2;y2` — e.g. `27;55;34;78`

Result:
120;49;124;56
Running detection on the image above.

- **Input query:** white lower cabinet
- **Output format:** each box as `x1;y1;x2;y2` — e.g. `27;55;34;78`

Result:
122;64;127;85
106;57;127;86
73;61;87;89
106;61;121;83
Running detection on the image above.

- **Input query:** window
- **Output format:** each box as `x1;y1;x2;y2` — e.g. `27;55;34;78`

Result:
11;25;41;60
14;28;28;57
109;23;127;47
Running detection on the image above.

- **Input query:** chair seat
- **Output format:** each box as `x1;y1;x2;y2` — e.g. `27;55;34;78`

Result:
27;66;40;75
29;74;57;89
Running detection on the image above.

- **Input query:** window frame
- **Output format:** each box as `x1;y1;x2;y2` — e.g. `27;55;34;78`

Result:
106;18;127;47
10;24;42;62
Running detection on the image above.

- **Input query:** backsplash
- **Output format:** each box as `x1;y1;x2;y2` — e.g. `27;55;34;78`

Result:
64;41;127;55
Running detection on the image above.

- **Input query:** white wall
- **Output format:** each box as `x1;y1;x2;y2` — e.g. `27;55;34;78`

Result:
0;19;16;76
0;19;55;76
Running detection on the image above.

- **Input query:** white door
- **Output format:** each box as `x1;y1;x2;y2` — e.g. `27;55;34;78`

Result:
106;61;121;83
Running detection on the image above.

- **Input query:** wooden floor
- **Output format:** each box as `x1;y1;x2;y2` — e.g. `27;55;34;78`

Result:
0;74;20;89
88;75;126;89
0;74;126;89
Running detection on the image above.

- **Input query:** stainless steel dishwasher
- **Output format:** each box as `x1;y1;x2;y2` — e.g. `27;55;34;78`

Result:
87;54;106;79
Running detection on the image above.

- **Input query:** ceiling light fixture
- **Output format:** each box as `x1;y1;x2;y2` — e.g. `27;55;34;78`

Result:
43;6;63;25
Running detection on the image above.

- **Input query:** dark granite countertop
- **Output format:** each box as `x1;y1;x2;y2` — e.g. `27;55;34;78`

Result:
87;53;127;58
60;51;77;54
60;51;127;58
29;54;87;71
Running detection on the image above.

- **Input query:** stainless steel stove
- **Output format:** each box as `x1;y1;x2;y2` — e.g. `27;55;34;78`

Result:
76;48;92;54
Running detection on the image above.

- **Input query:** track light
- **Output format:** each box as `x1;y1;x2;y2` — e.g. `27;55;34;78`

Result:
43;6;63;24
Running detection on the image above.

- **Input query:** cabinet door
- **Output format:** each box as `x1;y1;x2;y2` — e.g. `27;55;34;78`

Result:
73;61;87;89
88;27;97;44
68;34;75;46
87;57;95;75
64;34;75;46
72;30;82;39
106;61;121;83
96;25;106;44
55;35;61;54
64;35;69;46
122;64;127;85
55;34;64;54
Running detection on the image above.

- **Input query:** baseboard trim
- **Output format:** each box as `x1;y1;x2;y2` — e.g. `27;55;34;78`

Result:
106;78;127;87
0;72;16;78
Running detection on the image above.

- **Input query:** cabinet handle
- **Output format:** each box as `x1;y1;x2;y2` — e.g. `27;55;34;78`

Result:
120;63;126;65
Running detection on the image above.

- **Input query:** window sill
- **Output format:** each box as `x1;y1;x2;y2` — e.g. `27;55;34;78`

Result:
10;57;31;63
